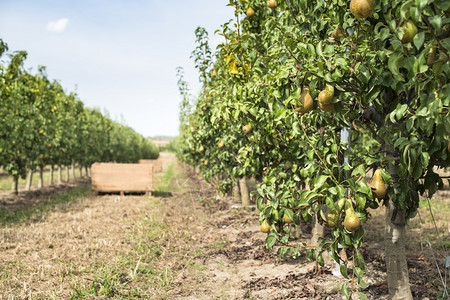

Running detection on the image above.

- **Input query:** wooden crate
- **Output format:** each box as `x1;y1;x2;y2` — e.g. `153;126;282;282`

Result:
138;159;162;173
91;163;153;195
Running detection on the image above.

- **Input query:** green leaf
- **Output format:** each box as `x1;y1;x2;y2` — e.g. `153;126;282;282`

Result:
413;31;425;50
356;292;368;300
265;233;277;249
388;53;405;81
355;251;366;271
340;264;349;279
341;283;350;299
352;164;366;177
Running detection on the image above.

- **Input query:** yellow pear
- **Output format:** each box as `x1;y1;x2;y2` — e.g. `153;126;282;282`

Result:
284;214;293;223
267;0;277;8
246;7;255;17
332;26;345;41
371;169;387;199
318;84;334;105
350;0;374;19
325;210;340;228
400;21;418;44
242;123;252;134
260;219;270;233
343;199;361;232
218;140;225;149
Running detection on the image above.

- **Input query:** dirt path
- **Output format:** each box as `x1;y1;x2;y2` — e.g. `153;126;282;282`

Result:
0;155;446;299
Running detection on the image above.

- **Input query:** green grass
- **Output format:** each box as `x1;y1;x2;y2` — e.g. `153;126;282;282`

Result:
68;197;176;299
0;184;91;226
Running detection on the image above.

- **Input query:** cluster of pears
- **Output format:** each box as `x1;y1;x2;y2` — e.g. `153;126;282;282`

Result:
325;198;361;232
295;84;335;114
242;123;252;134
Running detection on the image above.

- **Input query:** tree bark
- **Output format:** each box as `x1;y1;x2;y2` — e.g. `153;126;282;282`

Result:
25;169;33;191
85;166;89;177
65;166;69;182
38;166;44;188
232;179;240;203
71;162;76;179
385;201;413;300
50;165;54;185
57;165;62;184
239;177;250;206
79;166;83;178
309;214;324;247
11;176;19;195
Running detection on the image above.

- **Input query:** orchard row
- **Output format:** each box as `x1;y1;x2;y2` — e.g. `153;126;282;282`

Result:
178;0;449;298
0;40;159;194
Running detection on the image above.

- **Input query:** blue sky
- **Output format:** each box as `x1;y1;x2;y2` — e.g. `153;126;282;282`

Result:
0;0;234;137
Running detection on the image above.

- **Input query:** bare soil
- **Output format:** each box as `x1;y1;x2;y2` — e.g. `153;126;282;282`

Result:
0;155;447;299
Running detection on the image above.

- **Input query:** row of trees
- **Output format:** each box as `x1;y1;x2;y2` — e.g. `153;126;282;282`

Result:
178;0;449;299
0;39;159;194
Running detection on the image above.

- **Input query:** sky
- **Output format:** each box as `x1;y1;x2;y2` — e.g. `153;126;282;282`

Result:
0;0;235;137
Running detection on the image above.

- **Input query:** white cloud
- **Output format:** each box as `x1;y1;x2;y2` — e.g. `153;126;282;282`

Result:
46;18;69;33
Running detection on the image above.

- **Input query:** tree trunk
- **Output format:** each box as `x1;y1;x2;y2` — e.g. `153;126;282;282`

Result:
85;166;89;177
239;177;250;206
385;201;413;299
383;144;413;299
71;162;76;179
25;169;33;191
11;176;19;195
38;166;44;188
58;165;63;184
79;166;83;178
232;180;240;203
50;165;54;185
310;214;324;247
65;166;69;182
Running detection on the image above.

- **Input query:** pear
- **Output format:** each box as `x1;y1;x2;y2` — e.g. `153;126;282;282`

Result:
284;214;293;223
260;219;270;233
332;26;345;41
242;123;252;134
318;84;334;105
228;61;239;75
325;198;345;228
296;86;313;114
350;0;374;19
400;21;418;44
246;7;255;17
318;101;334;112
203;160;209;166
371;169;386;199
325;210;340;228
267;0;277;8
218;140;225;149
343;199;361;232
427;47;437;65
199;145;204;153
212;70;217;77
